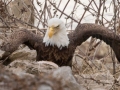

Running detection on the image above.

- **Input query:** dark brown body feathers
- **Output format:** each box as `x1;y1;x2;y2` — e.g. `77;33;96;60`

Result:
1;23;120;66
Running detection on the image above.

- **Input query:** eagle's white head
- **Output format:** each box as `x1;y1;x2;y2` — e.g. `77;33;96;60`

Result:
43;18;69;49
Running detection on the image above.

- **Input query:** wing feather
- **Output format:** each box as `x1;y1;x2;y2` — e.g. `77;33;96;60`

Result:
1;29;43;52
69;23;120;62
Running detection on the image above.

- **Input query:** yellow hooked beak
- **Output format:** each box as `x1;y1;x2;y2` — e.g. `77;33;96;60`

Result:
48;27;56;38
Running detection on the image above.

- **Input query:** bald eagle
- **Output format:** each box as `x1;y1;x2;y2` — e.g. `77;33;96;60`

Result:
1;18;120;66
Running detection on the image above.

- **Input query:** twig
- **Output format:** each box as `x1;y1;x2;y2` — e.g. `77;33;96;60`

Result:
48;0;79;23
59;0;70;18
77;0;94;25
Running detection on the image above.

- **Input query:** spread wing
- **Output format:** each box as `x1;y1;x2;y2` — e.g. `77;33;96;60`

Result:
68;23;120;62
1;29;43;52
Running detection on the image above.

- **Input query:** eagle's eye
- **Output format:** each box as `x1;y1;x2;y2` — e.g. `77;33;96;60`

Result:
56;25;59;28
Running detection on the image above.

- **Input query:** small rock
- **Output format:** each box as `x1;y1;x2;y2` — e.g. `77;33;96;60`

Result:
52;66;86;90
